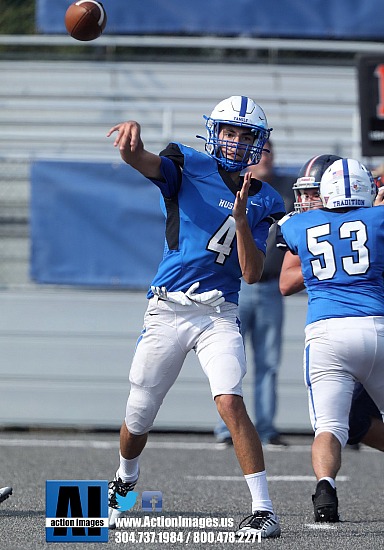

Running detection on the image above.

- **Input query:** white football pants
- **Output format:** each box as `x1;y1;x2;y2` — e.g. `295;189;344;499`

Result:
125;296;246;434
304;316;384;447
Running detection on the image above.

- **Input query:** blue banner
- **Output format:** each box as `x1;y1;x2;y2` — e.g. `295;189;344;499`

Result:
30;161;164;288
37;0;384;40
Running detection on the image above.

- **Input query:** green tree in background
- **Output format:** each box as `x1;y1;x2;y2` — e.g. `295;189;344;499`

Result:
0;0;35;34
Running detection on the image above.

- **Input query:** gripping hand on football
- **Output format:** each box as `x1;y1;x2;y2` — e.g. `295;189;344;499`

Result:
151;282;225;312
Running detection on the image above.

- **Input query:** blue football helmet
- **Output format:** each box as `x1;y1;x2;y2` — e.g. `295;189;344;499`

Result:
198;96;272;172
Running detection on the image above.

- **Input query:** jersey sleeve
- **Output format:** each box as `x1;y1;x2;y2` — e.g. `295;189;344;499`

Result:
278;212;299;254
259;182;286;224
252;219;270;255
149;143;183;198
249;182;286;254
276;211;298;251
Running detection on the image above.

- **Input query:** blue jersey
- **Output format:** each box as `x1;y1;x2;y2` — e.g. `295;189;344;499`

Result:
147;143;285;304
279;207;384;324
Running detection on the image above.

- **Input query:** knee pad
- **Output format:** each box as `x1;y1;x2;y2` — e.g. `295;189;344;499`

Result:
125;387;158;435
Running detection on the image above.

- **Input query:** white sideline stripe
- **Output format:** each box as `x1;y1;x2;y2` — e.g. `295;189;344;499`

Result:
0;438;117;449
0;438;375;452
185;475;349;482
0;438;310;451
305;523;338;530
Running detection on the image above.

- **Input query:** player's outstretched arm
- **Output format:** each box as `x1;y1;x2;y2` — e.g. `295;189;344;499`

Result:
233;172;264;284
107;121;162;179
279;250;305;296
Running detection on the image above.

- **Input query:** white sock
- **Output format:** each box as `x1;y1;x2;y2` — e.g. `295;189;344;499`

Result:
117;453;140;483
244;470;274;514
318;476;336;489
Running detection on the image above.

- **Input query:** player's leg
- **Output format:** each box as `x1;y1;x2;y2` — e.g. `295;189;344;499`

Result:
361;418;384;451
196;305;280;539
349;317;384;451
348;382;384;451
304;319;355;522
311;432;341;480
211;283;255;447
196;305;263;473
215;393;265;473
109;298;189;528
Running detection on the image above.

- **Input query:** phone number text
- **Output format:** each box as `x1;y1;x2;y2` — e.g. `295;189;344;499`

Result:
114;530;261;544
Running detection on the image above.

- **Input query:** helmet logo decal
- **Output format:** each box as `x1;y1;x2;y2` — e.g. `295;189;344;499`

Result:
233;116;250;122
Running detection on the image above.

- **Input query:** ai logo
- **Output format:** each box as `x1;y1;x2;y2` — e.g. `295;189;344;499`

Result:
45;480;109;542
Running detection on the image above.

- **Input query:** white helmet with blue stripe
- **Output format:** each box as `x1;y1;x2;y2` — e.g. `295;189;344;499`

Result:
320;158;376;209
200;96;272;172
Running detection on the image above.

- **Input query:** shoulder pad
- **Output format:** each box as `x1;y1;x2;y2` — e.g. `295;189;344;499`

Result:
278;211;297;226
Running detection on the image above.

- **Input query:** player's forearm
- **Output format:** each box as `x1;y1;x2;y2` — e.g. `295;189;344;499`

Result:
121;148;162;180
279;265;305;296
236;218;264;283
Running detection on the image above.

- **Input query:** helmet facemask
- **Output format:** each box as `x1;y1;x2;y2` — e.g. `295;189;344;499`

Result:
293;178;322;212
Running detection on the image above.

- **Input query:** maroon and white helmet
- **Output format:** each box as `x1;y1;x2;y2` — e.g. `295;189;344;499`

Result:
293;154;342;212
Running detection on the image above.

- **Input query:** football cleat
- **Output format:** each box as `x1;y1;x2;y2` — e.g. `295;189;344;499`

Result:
108;473;139;529
312;479;339;522
236;510;281;538
0;486;12;503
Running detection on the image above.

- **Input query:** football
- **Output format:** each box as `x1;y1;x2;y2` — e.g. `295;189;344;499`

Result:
65;1;107;41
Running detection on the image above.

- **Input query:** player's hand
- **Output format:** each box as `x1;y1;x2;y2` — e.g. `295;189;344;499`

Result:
151;283;225;312
151;286;193;306
106;121;143;153
374;186;384;206
185;282;225;312
233;171;251;222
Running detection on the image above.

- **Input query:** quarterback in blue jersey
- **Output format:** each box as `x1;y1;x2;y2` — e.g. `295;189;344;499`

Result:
279;158;384;524
106;96;285;539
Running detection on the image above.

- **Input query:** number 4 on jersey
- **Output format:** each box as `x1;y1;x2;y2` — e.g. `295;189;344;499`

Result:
207;216;236;264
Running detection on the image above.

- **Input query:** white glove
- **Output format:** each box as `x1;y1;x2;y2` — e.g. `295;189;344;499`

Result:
151;285;192;306
151;282;225;312
185;282;225;312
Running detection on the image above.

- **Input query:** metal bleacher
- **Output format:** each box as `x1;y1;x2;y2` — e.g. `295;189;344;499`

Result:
0;60;359;164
